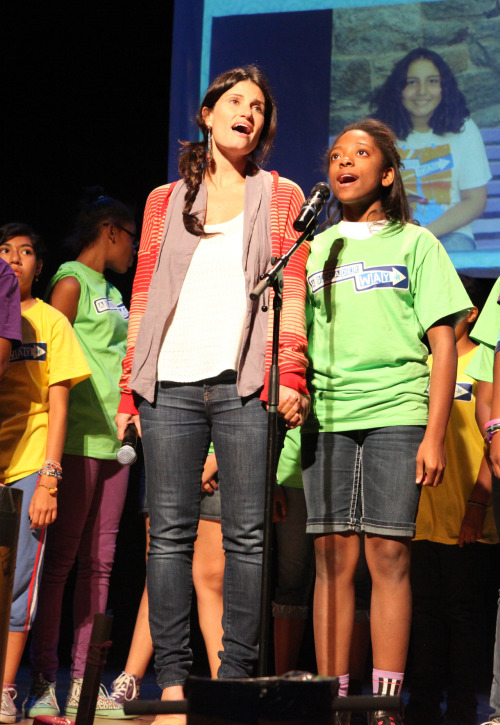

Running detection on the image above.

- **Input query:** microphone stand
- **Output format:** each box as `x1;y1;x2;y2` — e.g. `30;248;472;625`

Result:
251;219;317;676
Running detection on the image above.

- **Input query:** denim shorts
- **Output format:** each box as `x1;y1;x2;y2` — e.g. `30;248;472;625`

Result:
301;426;425;538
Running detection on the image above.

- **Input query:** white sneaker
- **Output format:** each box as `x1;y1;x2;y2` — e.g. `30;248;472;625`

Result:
0;686;17;725
108;672;141;704
65;677;135;719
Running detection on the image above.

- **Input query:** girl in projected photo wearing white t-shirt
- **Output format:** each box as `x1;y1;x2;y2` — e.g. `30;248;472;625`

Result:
372;47;491;251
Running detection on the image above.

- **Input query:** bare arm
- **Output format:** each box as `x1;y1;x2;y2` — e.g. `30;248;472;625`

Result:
49;277;81;324
28;381;70;529
416;321;457;487
476;379;493;434
458;454;491;546
488;353;500;477
427;186;487;239
0;338;12;379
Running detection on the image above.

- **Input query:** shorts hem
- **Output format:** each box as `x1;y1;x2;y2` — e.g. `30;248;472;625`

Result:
307;522;415;538
9;624;31;633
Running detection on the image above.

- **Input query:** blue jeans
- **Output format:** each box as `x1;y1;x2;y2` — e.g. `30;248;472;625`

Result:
139;379;270;687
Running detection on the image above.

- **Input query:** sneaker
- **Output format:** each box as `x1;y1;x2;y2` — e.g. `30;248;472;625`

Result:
108;672;141;705
369;712;404;725
65;677;135;719
23;674;60;717
481;720;500;724
0;686;17;725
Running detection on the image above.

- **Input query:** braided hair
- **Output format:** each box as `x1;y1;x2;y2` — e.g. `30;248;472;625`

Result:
178;65;277;237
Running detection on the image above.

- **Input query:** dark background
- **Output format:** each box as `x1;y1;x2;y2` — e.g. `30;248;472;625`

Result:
1;2;175;303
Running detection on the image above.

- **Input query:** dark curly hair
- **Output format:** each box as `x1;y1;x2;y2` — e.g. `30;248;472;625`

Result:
322;119;413;229
0;222;47;260
371;48;469;140
68;186;134;254
178;65;277;237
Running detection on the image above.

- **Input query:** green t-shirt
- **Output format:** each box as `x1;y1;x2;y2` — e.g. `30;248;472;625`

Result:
277;426;302;489
47;261;129;458
304;222;471;432
466;276;500;383
470;276;500;348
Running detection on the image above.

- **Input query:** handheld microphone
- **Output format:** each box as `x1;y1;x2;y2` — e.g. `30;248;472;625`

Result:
116;423;138;466
293;182;330;232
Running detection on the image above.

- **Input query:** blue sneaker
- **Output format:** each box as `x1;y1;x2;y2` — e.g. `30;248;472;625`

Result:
23;675;59;718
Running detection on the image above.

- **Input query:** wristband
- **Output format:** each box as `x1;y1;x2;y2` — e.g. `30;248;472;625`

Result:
484;420;500;443
484;419;500;431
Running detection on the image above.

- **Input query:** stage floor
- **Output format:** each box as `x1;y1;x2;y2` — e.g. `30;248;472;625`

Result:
9;664;495;724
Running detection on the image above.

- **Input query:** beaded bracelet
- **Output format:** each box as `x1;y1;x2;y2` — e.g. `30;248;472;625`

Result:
486;428;500;443
43;459;62;471
39;460;63;480
36;481;58;495
39;467;63;480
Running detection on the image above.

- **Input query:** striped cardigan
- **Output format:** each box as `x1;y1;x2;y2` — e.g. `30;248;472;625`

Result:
118;171;309;414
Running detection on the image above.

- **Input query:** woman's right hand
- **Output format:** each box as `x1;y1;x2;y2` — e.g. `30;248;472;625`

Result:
115;412;141;440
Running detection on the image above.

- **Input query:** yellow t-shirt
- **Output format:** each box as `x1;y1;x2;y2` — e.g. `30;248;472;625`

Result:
415;346;498;544
0;300;91;483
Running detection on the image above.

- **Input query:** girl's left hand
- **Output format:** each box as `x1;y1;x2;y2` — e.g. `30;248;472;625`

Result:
415;435;446;487
201;452;218;493
28;477;58;529
278;386;310;428
458;503;486;546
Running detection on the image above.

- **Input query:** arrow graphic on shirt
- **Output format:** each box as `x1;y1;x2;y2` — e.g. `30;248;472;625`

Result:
10;342;47;362
390;267;406;286
454;382;473;401
405;155;452;179
308;262;409;294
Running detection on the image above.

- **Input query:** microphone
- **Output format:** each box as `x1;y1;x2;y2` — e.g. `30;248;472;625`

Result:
293;182;330;232
116;423;138;466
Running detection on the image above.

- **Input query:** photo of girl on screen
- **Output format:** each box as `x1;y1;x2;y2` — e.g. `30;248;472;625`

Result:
372;47;491;252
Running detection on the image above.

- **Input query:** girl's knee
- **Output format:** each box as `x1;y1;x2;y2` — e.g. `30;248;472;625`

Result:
314;532;359;579
366;536;411;580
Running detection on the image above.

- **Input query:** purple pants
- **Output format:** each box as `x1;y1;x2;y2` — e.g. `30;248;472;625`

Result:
30;454;129;679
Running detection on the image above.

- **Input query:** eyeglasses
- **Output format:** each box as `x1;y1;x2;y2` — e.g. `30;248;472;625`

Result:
103;222;139;250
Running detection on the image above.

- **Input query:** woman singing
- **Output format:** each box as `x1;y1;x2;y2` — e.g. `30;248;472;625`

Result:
115;65;309;722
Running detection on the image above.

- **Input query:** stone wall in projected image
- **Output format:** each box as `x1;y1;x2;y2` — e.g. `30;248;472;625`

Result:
329;0;500;135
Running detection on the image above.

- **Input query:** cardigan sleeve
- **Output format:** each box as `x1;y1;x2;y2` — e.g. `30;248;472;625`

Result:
261;174;309;400
118;183;174;414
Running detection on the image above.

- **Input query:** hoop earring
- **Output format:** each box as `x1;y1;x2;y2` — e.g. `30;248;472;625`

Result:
206;127;213;165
